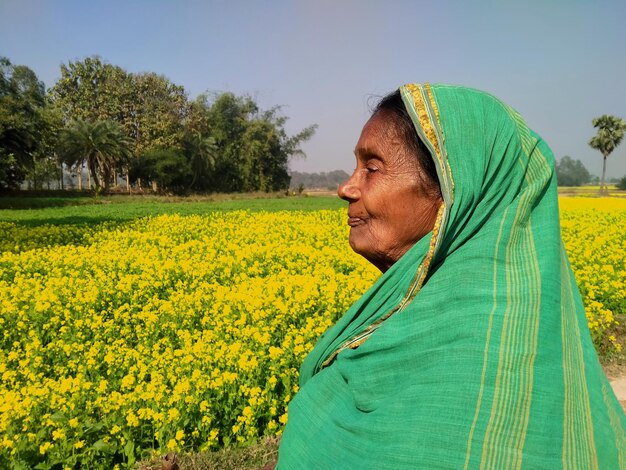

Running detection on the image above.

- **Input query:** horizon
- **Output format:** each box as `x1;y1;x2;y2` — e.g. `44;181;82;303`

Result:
1;0;625;178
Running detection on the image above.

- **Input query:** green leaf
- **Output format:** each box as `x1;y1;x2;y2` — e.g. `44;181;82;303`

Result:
49;412;66;423
92;439;109;452
124;439;135;464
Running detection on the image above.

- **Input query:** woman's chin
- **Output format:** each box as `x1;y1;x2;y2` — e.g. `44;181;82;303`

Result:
348;232;365;253
348;234;374;262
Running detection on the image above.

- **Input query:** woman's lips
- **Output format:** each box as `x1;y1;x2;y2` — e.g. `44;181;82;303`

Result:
348;217;366;227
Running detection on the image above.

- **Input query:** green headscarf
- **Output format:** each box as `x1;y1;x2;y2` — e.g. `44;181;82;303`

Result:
277;84;626;469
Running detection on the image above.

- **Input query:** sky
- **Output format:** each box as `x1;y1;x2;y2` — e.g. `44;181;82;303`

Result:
1;0;626;178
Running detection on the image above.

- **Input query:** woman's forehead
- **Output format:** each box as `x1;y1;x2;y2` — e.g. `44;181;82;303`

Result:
355;112;403;157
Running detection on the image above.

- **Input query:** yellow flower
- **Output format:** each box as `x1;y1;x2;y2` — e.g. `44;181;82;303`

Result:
39;442;53;455
1;204;623;464
167;438;177;451
126;411;140;427
1;437;13;449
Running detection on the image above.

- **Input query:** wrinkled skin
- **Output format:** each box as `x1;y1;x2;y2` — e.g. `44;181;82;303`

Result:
337;109;442;272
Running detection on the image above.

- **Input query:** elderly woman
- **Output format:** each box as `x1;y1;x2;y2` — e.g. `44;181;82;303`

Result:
275;83;626;468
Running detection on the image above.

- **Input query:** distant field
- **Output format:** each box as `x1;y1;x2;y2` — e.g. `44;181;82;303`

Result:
558;185;625;197
0;194;344;226
1;190;625;227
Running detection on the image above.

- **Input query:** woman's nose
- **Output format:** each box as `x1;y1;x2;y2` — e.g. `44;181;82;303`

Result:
337;174;360;201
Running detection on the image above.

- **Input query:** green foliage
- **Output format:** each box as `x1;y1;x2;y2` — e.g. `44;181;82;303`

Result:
130;148;191;193
7;56;317;193
50;56;131;125
589;114;626;193
589;115;626;157
555;156;591;186
617;175;626;191
0;153;20;190
58;119;132;190
203;93;317;192
23;103;66;190
50;57;189;173
0;56;47;190
182;130;217;191
130;72;188;156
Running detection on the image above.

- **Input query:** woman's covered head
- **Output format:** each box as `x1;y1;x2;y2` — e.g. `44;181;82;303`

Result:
337;90;442;272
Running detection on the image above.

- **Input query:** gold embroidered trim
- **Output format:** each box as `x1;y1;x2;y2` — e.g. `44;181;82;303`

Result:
404;83;454;200
401;202;445;305
424;83;440;123
404;83;441;161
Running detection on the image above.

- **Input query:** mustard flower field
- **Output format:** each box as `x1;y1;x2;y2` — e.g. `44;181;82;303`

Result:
559;198;626;353
0;198;624;468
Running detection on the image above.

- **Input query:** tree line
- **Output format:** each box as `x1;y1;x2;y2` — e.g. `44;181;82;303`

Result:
555;155;626;189
289;170;350;191
2;54;624;195
0;56;317;193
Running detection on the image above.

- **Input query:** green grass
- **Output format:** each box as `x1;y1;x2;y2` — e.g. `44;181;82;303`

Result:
0;194;345;226
0;196;95;210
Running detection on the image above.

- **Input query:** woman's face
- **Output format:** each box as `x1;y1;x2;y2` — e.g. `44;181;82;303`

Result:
338;109;442;272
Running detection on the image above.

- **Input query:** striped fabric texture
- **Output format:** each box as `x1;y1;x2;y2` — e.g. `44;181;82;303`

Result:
276;84;626;469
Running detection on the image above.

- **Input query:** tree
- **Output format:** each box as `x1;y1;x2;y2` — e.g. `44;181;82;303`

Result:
204;93;257;191
258;108;317;191
59;119;132;191
183;131;217;190
129;148;191;193
202;93;317;192
129;72;188;156
555;156;591;186
0;57;47;190
589;115;626;194
50;56;131;125
182;94;219;190
25;101;65;189
50;58;189;189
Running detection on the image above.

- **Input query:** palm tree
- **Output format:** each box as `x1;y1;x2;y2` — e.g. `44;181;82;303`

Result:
185;131;217;190
589;115;626;195
59;119;132;191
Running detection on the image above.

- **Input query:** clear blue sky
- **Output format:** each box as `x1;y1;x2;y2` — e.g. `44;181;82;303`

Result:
1;0;625;177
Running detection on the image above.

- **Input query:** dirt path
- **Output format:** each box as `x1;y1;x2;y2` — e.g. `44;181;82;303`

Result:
610;376;626;412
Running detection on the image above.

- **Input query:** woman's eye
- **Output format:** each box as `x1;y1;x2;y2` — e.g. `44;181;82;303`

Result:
366;166;378;173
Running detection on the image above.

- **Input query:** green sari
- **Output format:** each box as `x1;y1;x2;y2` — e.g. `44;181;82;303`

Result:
276;84;626;469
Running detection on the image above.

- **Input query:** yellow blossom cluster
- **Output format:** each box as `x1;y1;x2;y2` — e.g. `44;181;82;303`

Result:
559;197;626;354
0;211;377;467
0;199;623;467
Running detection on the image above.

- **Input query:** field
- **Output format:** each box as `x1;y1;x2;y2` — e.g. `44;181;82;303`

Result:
0;195;625;469
557;185;625;197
